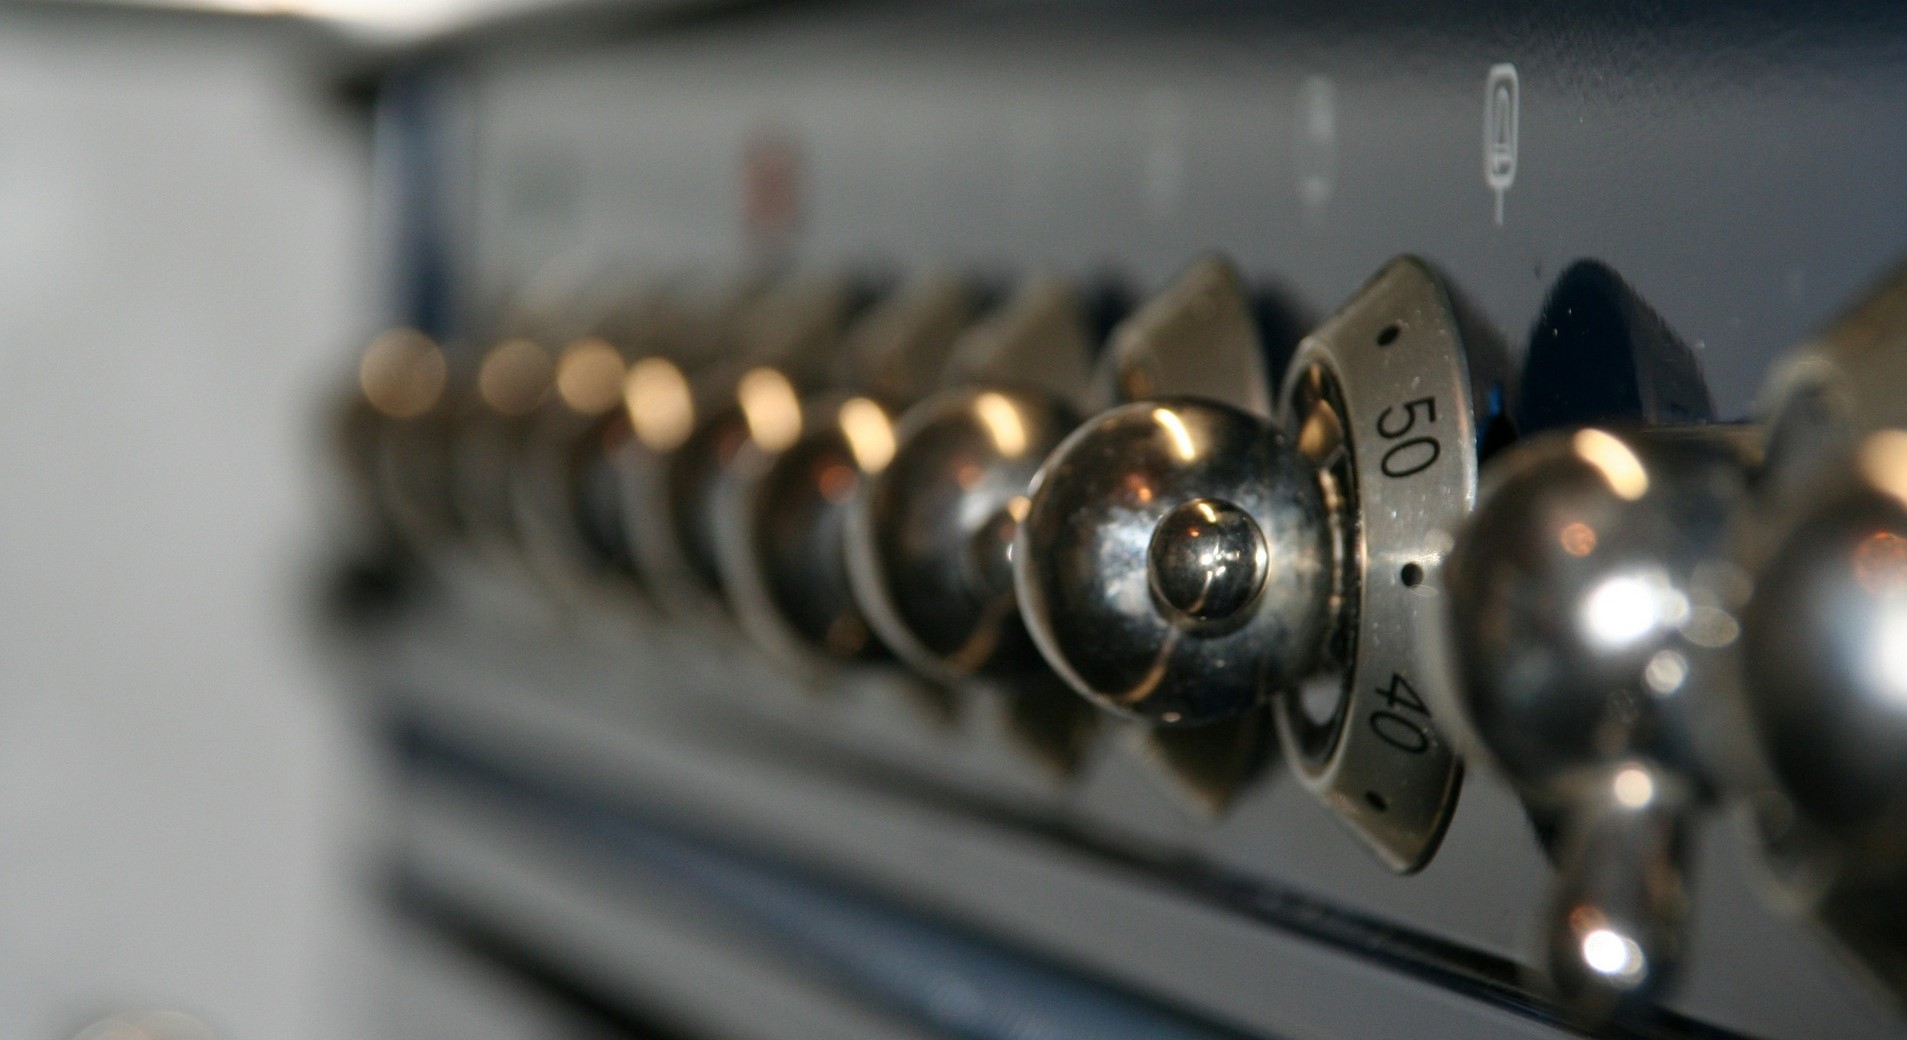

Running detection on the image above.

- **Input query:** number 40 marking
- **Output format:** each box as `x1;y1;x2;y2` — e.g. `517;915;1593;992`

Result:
1371;673;1433;755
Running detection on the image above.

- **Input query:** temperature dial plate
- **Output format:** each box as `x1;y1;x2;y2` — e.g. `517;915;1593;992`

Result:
1276;256;1499;873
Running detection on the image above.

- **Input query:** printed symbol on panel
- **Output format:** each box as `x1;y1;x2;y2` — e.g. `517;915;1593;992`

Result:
1295;75;1337;225
743;125;805;257
1483;63;1518;226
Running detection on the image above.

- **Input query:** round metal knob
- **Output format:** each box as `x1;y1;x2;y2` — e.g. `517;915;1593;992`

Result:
716;277;977;669
847;385;1080;681
720;393;899;666
1725;268;1907;1006
512;337;650;602
1014;397;1332;727
1731;437;1907;1001
1741;465;1907;850
621;279;852;626
1442;426;1749;1021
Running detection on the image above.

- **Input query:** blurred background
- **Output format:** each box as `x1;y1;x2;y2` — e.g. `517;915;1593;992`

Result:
0;7;384;1038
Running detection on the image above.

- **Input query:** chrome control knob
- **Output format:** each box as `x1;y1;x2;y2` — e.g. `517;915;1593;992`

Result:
1017;255;1502;868
1738;445;1907;1000
1017;399;1331;725
513;331;641;602
849;385;1080;679
1442;427;1750;1021
718;275;978;670
720;391;904;663
1012;258;1287;804
847;278;1095;683
1726;268;1907;1005
622;277;850;627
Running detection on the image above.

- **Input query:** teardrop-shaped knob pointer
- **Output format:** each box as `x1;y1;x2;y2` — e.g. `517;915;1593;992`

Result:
1518;259;1714;435
1544;763;1694;1024
844;277;1096;685
1441;427;1749;1021
1015;398;1332;726
1100;257;1273;419
1757;262;1907;522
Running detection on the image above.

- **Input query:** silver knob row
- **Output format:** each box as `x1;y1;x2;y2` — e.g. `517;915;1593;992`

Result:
329;255;1907;1027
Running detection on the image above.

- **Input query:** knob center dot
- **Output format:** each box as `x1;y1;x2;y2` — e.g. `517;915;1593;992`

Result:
1148;498;1269;624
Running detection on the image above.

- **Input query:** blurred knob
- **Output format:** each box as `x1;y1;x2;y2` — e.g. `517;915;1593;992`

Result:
1017;397;1331;725
623;276;852;626
1728;269;1907;1004
520;278;737;605
1442;426;1750;1020
847;278;1094;683
344;327;446;537
1737;464;1907;1002
452;332;558;569
721;391;900;662
850;385;1079;679
1756;262;1907;527
512;328;646;604
1742;446;1907;867
718;275;977;670
357;328;460;550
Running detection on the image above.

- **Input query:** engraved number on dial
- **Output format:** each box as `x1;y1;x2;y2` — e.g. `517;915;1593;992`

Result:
1371;672;1432;755
1376;396;1441;479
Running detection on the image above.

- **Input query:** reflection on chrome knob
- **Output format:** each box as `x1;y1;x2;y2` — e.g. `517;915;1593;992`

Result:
1147;498;1268;626
1015;398;1331;727
1726;268;1907;1006
1442;426;1749;1021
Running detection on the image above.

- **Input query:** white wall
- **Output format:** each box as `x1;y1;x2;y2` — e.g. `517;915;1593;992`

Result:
0;12;379;1039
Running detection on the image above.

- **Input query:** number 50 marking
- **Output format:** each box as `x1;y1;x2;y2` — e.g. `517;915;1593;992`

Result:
1376;395;1441;478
